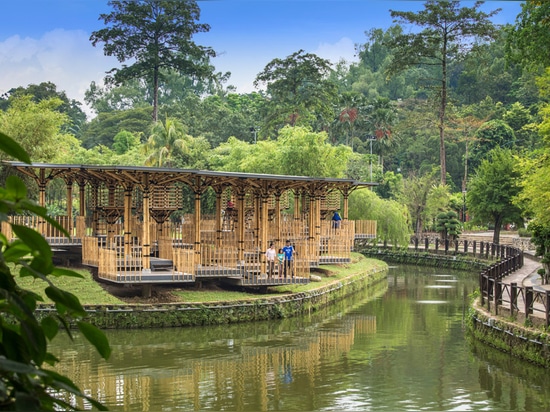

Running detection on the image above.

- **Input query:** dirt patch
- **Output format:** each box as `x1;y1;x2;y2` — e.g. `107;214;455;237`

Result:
98;281;228;304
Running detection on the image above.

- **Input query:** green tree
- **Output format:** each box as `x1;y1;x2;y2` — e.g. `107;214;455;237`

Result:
387;0;500;185
467;147;523;243
435;210;461;240
90;0;216;121
254;50;338;135
0;132;111;410
0;96;72;163
112;130;141;155
144;117;189;167
0;82;86;137
470;119;516;169
507;0;550;70
79;107;152;149
277;126;351;178
348;188;411;246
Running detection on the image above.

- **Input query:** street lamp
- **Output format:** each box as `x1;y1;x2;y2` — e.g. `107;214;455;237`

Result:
250;126;259;144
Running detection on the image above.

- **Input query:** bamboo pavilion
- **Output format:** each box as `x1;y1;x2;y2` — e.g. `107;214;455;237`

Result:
2;162;377;295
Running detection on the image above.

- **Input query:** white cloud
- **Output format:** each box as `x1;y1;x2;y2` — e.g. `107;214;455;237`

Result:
0;29;118;118
313;37;358;65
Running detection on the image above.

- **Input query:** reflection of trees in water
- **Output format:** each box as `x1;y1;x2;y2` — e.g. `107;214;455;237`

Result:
51;279;387;410
469;336;550;410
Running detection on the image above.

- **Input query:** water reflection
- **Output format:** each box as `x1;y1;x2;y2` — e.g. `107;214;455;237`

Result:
50;265;550;411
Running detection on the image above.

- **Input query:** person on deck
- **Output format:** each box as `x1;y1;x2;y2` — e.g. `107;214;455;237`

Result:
331;210;342;229
282;240;295;278
265;243;276;278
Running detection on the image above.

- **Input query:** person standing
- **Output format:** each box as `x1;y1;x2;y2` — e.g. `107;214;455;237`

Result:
265;243;276;278
282;240;295;278
277;248;285;277
331;210;342;229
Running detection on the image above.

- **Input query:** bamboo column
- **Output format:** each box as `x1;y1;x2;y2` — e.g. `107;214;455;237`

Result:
254;193;260;249
38;168;46;236
123;185;133;259
215;190;222;248
294;190;300;220
65;179;73;236
342;189;349;220
193;179;202;269
142;176;151;270
275;193;281;243
237;188;246;262
78;179;86;238
260;191;269;275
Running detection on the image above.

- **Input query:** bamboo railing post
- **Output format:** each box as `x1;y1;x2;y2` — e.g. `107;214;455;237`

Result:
546;290;550;327
525;286;533;316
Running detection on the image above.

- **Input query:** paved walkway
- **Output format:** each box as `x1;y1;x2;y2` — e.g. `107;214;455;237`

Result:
502;253;542;288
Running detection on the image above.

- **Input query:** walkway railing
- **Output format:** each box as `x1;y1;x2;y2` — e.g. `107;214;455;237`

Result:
356;235;549;325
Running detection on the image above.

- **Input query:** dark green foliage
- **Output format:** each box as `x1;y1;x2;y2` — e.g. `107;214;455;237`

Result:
0;132;111;410
435;210;462;240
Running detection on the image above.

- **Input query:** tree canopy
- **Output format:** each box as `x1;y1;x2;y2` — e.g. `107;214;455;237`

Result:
90;0;217;121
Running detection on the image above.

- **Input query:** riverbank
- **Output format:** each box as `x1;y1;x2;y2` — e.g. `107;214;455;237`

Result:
359;246;550;368
32;253;389;329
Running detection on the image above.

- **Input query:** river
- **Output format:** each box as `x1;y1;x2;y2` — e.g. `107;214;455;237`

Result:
50;264;550;411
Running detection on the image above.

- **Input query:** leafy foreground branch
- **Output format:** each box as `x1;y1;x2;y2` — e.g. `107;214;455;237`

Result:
0;131;111;411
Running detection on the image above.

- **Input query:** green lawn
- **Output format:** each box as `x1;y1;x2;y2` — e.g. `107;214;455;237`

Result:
17;253;386;305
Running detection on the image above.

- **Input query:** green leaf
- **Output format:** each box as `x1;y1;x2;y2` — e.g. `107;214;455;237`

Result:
45;286;86;317
77;322;112;360
10;225;52;262
51;267;84;279
5;176;27;201
0;131;31;164
41;317;59;341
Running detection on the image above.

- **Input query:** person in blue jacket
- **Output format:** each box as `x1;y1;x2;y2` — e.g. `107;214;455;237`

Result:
332;210;342;229
282;240;295;278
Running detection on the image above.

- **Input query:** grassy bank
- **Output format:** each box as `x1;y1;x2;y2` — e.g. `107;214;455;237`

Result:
18;253;386;306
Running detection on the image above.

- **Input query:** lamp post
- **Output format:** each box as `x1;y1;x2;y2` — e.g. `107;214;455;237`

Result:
250;126;259;144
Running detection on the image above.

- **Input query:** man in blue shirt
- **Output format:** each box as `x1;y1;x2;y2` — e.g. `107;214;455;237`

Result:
332;210;342;229
282;240;295;278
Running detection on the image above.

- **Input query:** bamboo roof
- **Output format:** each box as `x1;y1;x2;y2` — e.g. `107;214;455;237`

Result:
5;162;376;192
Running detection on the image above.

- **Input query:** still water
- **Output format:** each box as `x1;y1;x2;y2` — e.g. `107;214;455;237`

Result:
51;265;550;411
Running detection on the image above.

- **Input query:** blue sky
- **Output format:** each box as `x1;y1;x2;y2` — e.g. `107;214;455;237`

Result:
0;1;523;117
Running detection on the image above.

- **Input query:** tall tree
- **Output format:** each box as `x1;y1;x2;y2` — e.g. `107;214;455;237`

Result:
467;147;523;244
386;0;500;185
507;0;550;70
90;0;216;121
254;50;337;135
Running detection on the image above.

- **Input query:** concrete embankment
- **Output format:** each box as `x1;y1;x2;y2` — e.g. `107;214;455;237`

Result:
38;259;389;329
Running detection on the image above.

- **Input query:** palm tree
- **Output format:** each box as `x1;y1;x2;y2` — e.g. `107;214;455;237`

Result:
144;117;189;167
